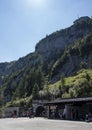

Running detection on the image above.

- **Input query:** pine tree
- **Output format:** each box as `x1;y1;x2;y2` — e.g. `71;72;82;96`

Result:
32;83;39;99
60;73;65;93
36;67;44;90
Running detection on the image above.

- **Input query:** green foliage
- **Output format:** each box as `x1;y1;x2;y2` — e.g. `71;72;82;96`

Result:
36;67;45;90
51;49;69;77
47;69;92;99
76;34;92;56
51;33;92;78
5;96;32;108
2;66;45;102
32;83;39;99
60;74;65;92
80;61;87;69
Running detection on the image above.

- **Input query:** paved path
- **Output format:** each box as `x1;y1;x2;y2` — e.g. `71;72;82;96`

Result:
0;117;92;130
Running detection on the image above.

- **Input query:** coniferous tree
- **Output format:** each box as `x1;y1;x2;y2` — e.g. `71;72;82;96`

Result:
36;67;44;90
32;83;39;99
60;73;65;93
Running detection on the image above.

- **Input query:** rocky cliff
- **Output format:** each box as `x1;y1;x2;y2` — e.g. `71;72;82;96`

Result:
35;16;92;55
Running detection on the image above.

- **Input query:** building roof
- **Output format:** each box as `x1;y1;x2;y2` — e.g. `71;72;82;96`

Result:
44;97;92;105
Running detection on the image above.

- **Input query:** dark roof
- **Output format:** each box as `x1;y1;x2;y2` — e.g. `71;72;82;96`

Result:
44;97;92;105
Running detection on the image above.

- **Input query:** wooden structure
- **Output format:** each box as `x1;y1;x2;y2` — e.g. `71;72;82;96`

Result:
44;97;92;120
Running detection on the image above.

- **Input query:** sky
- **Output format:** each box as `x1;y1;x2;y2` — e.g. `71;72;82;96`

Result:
0;0;92;62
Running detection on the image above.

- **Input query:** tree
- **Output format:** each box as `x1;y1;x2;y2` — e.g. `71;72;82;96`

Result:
44;85;51;100
60;74;65;93
36;67;44;90
80;62;87;69
85;72;90;81
58;74;65;98
16;76;26;98
59;85;62;98
32;83;39;99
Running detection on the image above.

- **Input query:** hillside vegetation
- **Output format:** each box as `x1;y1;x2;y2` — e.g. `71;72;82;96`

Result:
51;33;92;81
47;69;92;99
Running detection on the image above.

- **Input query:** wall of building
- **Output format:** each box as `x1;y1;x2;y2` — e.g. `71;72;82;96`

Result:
4;107;19;117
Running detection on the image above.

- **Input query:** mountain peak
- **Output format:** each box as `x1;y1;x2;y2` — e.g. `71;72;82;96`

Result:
73;16;92;24
35;16;92;55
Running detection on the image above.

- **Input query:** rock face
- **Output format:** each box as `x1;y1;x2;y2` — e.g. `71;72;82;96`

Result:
51;52;92;83
35;16;92;56
73;16;91;24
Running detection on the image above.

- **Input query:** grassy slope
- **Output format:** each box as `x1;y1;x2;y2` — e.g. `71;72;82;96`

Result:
48;69;92;98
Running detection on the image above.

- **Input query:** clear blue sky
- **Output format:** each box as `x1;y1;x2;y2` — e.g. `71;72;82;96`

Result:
0;0;92;62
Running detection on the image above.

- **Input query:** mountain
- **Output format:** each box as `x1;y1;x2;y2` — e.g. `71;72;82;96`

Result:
35;16;92;55
51;33;92;82
0;16;92;107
